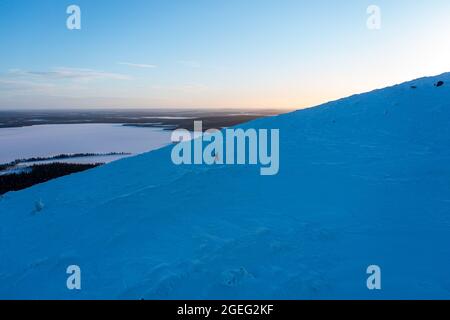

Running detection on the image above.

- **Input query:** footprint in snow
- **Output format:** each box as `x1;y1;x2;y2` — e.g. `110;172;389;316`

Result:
222;267;253;287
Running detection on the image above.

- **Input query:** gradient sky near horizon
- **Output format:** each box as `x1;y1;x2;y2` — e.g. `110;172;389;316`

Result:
1;0;450;110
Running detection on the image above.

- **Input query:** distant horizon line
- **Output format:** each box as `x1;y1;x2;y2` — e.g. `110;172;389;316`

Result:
1;71;448;114
0;107;295;112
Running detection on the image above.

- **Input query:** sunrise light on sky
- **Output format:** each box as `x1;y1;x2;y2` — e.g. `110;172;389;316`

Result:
1;0;450;109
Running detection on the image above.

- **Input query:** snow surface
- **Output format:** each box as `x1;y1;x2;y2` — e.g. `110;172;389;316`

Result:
1;73;450;299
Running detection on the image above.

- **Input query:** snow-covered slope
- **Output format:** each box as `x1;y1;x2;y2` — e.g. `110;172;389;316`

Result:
1;73;450;299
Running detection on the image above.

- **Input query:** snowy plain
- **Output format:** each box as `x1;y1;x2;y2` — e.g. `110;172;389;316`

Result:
0;73;450;299
0;123;173;164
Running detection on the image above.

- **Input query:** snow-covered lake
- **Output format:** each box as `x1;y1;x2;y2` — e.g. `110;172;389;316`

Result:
0;123;173;164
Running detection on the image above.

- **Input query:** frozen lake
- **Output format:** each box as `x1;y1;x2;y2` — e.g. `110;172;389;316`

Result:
0;123;173;164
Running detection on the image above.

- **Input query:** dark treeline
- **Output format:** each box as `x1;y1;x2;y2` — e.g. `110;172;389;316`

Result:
0;109;283;129
0;152;129;170
19;152;129;163
0;163;101;195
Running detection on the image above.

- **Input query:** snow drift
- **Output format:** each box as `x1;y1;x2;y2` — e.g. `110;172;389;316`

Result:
1;73;450;299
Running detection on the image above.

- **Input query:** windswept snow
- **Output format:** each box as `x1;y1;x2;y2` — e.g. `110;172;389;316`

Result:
1;73;450;299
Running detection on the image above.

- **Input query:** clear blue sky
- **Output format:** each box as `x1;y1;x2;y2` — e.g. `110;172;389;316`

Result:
1;0;449;109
